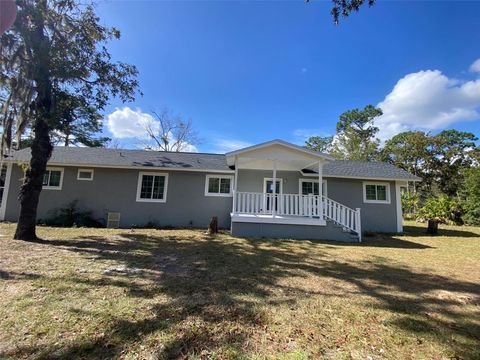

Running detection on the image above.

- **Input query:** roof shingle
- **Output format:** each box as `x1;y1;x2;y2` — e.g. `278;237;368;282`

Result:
323;160;420;181
10;147;231;171
8;147;420;181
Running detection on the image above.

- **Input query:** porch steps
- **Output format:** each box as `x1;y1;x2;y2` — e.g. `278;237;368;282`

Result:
332;222;360;241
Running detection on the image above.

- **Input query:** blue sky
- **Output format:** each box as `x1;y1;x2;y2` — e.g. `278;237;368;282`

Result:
97;1;480;153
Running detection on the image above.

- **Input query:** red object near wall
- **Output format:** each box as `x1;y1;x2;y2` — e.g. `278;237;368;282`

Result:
0;0;17;35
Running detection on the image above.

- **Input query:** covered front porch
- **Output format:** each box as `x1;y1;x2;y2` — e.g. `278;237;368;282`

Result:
225;140;362;239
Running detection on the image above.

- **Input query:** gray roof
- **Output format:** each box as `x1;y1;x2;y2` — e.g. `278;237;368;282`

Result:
9;147;232;171
322;160;420;181
8;147;420;181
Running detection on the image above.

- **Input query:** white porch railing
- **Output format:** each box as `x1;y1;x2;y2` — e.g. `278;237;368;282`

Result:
233;191;361;238
322;195;361;237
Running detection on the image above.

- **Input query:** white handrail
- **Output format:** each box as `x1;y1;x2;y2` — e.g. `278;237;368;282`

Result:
321;195;360;235
233;191;362;238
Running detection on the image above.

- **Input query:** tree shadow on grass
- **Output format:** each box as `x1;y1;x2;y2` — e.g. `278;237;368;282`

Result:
403;223;480;238
314;235;434;249
4;230;480;359
0;269;42;280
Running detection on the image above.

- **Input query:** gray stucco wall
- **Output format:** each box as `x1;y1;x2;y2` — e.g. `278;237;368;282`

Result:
326;177;398;233
236;169;399;233
5;165;233;228
4;166;399;233
237;170;303;194
231;221;358;242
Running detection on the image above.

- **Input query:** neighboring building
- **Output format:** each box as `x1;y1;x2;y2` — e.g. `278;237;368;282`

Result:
0;140;420;242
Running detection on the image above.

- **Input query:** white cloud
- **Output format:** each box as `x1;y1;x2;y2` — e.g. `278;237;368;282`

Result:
470;58;480;73
376;69;480;140
107;107;155;139
178;143;198;152
210;138;252;153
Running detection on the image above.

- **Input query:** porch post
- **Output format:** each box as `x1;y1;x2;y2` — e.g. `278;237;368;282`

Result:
272;160;277;218
232;157;238;215
318;161;324;221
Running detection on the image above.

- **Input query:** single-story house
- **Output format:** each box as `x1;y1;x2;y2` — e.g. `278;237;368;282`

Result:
0;140;420;242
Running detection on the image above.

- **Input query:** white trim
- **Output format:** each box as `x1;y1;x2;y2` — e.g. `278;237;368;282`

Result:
395;181;407;232
77;168;94;181
231;213;327;226
225;139;334;161
298;178;328;197
363;181;391;204
43;167;64;190
136;172;169;203
263;177;283;194
204;174;234;197
0;164;13;220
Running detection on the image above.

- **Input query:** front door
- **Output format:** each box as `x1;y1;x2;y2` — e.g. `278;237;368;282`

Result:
264;179;282;212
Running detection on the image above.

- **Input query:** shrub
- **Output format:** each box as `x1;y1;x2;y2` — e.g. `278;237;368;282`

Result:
419;195;461;234
419;195;458;223
41;201;104;228
401;191;419;219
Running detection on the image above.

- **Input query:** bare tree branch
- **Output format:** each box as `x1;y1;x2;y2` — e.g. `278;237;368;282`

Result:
142;108;198;152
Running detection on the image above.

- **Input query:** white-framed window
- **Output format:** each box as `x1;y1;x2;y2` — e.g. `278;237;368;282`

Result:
299;179;327;197
363;182;390;204
77;169;94;181
205;175;234;197
136;172;168;203
43;167;64;190
263;178;283;194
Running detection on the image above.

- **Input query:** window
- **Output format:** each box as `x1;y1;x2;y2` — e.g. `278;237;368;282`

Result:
43;168;64;190
363;182;390;204
299;179;327;196
264;178;283;194
136;172;168;202
205;175;233;197
77;169;94;181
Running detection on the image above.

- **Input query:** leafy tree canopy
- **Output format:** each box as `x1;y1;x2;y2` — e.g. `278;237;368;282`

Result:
304;136;333;153
51;90;111;147
460;167;480;226
1;0;139;240
330;104;382;161
432;130;478;197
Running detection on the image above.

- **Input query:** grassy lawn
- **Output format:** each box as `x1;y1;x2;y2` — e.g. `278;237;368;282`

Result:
0;222;479;360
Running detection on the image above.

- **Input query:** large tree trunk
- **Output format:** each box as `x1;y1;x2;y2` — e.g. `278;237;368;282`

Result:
13;0;53;241
14;121;52;241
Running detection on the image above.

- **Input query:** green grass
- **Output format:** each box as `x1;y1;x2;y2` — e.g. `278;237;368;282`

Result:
0;221;479;359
